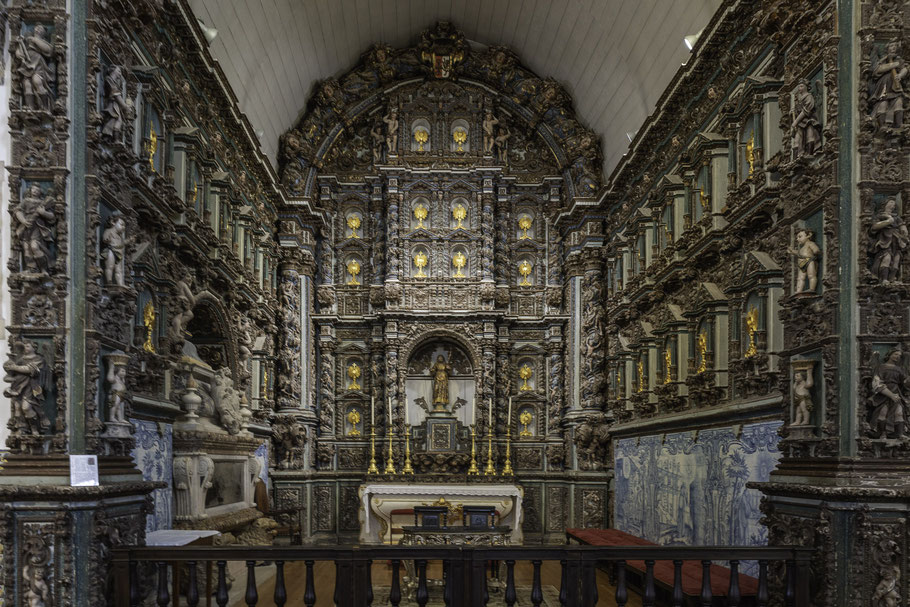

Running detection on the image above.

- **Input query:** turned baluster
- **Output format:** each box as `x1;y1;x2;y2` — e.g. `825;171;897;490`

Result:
155;562;169;607
614;560;628;607
728;559;741;606
186;561;199;607
416;559;429;607
643;559;656;607
504;559;517;607
530;560;543;607
389;559;402;607
757;560;769;607
784;560;796;607
244;560;258;607
215;561;229;607
273;561;287;607
700;560;713;607
671;560;684;607
303;560;316;607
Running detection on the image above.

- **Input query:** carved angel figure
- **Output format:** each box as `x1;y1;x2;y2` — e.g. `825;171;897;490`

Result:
869;348;910;439
15;184;55;273
792;370;814;426
23;563;50;607
872;564;901;607
3;340;50;436
102;214;127;286
273;416;306;469
210;367;242;435
15;24;54;112
494;125;511;163
787;228;820;293
869;40;909;129
167;280;214;345
870;197;909;283
791;80;820;158
101;65;130;140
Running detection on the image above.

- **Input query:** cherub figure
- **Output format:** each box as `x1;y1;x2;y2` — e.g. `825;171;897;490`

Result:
792;368;814;426
101;214;126;286
482;109;499;154
787;228;821;293
383;107;399;153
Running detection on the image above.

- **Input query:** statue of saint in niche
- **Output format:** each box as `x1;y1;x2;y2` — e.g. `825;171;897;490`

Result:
432;355;451;409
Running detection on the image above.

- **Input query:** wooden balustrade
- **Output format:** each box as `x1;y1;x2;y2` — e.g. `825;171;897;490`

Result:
113;544;813;606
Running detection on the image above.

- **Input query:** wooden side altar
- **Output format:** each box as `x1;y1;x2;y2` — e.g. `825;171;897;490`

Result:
359;483;523;544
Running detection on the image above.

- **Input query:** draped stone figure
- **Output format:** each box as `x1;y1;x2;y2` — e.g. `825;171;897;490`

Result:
3;340;50;436
869;40;909;129
431;355;451;407
15;24;54;112
101;65;130;140
869;348;910;439
870;197;909;283
15;184;55;273
791;80;820;158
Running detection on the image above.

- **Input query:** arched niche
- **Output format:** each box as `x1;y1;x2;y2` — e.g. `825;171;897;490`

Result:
410;197;430;230
185;298;237;378
450;244;470;278
344;253;364;286
516;255;536;287
410;245;430;279
410;119;431;152
516;207;536;240
343;207;364;239
450;119;470;152
450;196;470;230
405;339;475;427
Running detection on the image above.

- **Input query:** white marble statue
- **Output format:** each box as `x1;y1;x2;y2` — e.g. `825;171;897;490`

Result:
787;228;820;293
102;214;127;287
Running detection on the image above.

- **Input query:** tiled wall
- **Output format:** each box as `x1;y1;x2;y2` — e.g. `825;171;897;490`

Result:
614;420;782;573
131;419;173;533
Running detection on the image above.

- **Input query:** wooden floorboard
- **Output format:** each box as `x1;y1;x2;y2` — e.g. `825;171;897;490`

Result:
229;559;643;606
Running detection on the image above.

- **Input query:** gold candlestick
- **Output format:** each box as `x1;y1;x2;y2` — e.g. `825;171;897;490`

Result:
502;429;514;475
484;427;497;476
402;424;414;474
467;424;480;475
367;428;379;475
384;426;397;475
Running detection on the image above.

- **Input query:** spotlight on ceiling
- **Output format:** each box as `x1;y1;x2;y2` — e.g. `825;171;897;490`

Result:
197;19;218;45
684;28;704;51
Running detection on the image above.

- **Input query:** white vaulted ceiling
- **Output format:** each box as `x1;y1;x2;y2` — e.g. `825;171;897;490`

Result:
188;0;721;177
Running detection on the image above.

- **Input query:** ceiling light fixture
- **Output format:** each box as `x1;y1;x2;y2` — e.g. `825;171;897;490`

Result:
197;19;218;45
684;28;704;51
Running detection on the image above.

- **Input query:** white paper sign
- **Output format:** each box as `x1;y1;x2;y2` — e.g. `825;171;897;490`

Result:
69;455;99;487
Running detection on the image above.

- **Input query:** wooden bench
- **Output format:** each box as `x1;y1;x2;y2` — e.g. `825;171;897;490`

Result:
567;528;760;606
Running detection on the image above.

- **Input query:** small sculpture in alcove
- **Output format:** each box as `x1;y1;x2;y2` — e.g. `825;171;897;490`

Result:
518;260;533;286
106;360;128;424
495;125;511;162
791;79;821;158
744;306;759;358
432;355;451;409
102;65;131;140
870;197;908;284
787;228;820;294
102;213;127;287
346;409;362;437
452;251;467;277
791;364;814;427
518;215;532;240
347;214;361;239
15;24;55;112
452;204;467;229
413;250;428;278
519;364;533;391
869;348;910;440
3;340;50;436
519;410;533;437
869;40;909;129
15;184;56;274
346;259;361;285
347;362;361;390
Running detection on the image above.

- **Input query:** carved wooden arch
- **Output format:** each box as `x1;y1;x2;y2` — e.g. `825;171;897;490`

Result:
397;325;484;403
186;293;240;382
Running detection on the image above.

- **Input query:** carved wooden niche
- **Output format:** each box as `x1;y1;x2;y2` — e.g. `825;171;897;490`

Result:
684;282;730;405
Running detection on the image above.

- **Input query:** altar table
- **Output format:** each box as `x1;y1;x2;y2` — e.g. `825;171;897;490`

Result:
358;483;523;544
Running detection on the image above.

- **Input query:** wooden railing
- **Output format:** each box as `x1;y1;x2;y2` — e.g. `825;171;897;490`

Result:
112;544;813;606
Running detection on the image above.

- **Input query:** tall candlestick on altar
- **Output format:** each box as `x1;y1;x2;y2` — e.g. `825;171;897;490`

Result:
488;398;493;431
371;396;375;427
508;397;512;428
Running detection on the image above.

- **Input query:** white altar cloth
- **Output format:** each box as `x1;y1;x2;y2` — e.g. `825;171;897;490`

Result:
359;483;523;544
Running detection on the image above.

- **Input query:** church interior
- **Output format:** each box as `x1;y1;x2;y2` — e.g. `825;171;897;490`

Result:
0;0;907;605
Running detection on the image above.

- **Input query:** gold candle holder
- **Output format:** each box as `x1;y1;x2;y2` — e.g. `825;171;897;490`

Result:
467;424;480;475
483;427;497;476
402;424;414;474
384;426;397;475
367;428;379;475
502;429;514;475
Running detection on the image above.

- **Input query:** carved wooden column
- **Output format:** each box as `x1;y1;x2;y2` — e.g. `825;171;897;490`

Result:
481;192;495;283
579;249;606;410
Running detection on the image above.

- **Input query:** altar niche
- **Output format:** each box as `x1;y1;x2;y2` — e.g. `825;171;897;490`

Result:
405;341;476;452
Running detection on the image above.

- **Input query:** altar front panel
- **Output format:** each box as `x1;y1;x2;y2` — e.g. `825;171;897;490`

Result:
359;483;523;544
